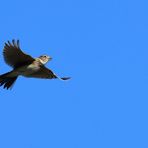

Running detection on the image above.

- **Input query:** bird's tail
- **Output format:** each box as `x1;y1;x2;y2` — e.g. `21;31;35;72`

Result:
0;72;18;89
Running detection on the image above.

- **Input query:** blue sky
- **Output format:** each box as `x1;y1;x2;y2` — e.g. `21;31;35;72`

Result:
0;0;148;148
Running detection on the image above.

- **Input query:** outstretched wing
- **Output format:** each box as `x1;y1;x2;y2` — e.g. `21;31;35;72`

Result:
3;40;35;68
26;65;70;80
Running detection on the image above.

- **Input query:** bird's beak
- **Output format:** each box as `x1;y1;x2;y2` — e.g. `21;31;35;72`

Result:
49;57;52;61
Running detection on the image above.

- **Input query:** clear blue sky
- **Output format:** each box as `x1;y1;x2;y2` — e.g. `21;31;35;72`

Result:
0;0;148;148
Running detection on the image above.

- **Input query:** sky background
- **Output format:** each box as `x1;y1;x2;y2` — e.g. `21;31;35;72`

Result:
0;0;148;148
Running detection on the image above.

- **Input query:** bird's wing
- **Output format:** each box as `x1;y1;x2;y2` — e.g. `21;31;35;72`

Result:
3;40;35;68
26;66;70;80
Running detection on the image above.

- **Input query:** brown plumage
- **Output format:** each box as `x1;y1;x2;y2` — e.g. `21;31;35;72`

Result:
0;39;70;89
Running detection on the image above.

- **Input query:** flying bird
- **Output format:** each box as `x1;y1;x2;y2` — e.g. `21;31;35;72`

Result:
0;40;70;89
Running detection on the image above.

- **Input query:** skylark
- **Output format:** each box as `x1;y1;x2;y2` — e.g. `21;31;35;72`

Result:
0;40;70;89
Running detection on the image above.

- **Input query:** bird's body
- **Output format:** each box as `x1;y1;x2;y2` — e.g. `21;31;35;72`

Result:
6;63;40;77
0;40;70;89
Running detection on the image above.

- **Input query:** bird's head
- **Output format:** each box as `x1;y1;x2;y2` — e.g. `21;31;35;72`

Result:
37;55;52;64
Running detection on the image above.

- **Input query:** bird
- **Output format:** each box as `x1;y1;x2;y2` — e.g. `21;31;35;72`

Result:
0;39;70;89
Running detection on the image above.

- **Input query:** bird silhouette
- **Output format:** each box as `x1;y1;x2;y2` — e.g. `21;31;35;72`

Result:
0;40;70;89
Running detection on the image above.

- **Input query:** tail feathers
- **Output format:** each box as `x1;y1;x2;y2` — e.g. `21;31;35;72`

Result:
0;73;18;89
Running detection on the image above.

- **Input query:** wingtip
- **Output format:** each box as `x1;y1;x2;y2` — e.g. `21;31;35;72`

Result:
7;40;11;46
12;39;15;43
5;39;20;48
17;40;20;48
12;39;16;47
61;77;71;80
